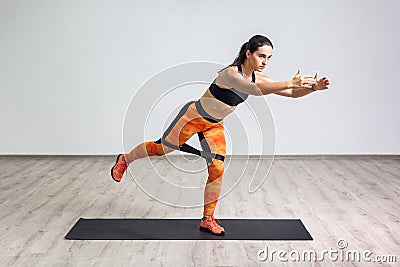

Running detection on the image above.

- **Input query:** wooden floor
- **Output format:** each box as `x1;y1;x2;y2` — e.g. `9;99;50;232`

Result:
0;155;399;266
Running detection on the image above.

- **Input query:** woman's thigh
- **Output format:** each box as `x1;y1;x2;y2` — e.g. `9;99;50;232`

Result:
201;122;226;158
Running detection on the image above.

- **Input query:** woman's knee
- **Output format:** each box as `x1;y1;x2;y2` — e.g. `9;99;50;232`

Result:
146;141;174;156
208;160;224;181
161;145;174;155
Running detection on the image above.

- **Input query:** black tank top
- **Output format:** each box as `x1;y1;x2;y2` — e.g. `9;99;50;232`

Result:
209;65;255;106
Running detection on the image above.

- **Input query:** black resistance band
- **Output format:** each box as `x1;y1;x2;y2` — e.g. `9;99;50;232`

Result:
154;101;225;162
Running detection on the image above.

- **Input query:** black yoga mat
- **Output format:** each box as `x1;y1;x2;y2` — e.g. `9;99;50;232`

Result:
65;218;312;240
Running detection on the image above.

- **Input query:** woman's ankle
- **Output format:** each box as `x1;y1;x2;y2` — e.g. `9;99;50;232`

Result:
202;215;211;221
122;154;131;165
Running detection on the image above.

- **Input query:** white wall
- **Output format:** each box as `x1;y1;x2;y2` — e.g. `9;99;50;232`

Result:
1;0;399;155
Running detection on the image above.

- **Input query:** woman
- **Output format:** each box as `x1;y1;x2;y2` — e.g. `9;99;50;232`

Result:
111;34;330;236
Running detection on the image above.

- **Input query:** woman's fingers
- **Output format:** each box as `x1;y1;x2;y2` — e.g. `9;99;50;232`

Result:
302;78;316;84
303;80;316;85
294;71;331;89
300;80;316;88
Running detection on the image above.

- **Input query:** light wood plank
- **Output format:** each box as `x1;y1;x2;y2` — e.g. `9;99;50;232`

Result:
0;155;398;266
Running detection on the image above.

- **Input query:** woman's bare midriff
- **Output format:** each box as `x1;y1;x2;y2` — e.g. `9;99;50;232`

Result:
199;89;236;120
198;65;256;120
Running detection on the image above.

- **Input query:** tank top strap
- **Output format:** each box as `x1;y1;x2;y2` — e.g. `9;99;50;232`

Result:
238;64;243;74
237;65;255;83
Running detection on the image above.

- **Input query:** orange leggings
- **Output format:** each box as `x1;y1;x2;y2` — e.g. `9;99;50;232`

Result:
130;101;226;216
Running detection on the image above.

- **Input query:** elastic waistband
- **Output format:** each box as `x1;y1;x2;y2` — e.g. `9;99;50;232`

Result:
194;100;222;123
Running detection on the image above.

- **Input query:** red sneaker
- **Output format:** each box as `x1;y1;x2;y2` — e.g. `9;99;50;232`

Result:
199;216;225;235
111;154;127;182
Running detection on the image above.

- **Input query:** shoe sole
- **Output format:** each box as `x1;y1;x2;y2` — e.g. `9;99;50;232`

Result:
199;226;225;236
111;154;123;183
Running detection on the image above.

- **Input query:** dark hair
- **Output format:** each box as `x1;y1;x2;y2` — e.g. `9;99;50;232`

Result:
230;35;274;66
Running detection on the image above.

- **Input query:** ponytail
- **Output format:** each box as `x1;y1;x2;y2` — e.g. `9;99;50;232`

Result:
230;35;273;67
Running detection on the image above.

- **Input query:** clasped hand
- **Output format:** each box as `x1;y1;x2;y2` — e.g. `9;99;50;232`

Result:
292;69;330;90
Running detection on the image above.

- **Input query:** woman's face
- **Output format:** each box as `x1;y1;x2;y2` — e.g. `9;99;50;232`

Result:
247;45;273;72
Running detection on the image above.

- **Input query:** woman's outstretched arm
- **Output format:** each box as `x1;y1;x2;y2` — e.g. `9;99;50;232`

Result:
218;67;316;96
256;69;318;95
267;71;330;98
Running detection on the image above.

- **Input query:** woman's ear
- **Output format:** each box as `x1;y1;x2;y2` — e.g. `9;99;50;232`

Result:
246;50;251;58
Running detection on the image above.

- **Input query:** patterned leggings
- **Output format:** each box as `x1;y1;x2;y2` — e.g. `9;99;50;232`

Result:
132;101;226;216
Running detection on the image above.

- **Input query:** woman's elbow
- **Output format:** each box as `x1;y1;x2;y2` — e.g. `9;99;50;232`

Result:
270;89;296;98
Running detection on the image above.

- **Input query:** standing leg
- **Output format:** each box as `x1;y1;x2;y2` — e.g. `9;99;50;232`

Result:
201;122;226;217
198;121;227;235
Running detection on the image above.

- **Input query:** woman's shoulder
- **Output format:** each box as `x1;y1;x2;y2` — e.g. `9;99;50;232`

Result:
218;65;239;76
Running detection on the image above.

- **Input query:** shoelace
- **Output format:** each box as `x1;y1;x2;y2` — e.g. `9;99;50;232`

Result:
208;216;222;229
115;159;127;173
